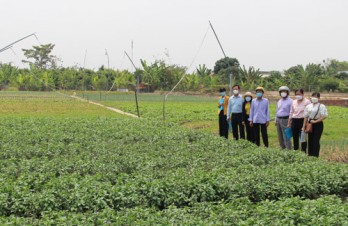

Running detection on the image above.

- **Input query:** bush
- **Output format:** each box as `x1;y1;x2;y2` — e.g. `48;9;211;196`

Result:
320;78;340;92
0;117;347;223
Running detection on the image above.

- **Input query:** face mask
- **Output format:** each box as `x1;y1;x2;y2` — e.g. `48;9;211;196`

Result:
245;97;251;102
233;90;239;95
256;92;263;98
311;97;319;103
280;92;287;98
296;95;303;100
220;92;225;97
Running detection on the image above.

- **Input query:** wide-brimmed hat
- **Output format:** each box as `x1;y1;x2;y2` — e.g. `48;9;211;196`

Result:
244;91;252;97
255;86;265;93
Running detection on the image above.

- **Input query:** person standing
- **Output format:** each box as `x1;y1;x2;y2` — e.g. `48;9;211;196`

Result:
242;92;254;143
302;92;328;157
275;86;293;150
227;85;245;140
287;89;311;152
218;88;230;139
249;87;270;147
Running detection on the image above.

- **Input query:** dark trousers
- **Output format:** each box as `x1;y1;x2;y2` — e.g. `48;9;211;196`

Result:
253;123;268;147
291;118;307;152
231;113;245;140
308;122;323;157
219;111;228;139
244;115;254;143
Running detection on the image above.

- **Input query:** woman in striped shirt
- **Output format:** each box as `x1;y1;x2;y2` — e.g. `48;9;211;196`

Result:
287;89;311;152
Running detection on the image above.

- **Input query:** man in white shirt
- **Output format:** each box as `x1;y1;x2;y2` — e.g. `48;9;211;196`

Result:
227;85;245;140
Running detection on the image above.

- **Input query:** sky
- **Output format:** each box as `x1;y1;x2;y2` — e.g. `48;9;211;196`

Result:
1;0;348;72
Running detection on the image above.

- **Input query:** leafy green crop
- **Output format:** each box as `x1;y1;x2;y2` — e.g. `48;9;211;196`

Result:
0;116;347;224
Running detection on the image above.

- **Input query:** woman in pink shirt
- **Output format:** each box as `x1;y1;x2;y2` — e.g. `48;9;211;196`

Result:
287;89;311;152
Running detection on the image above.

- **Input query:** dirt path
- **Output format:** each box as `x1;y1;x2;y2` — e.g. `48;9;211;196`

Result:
70;95;139;118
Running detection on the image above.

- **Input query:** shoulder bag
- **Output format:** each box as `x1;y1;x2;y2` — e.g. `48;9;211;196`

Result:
305;104;320;133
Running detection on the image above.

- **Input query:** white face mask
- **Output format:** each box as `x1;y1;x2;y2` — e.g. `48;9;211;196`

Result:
311;97;319;103
280;92;287;98
245;97;252;102
233;90;239;95
296;95;303;100
256;92;263;98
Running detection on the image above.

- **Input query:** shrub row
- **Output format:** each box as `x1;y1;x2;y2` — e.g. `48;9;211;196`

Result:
0;117;347;220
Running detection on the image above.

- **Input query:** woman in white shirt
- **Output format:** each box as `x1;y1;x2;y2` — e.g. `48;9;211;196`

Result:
302;92;328;157
287;89;311;152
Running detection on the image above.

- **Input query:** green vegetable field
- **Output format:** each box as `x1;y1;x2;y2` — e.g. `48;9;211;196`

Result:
0;92;347;225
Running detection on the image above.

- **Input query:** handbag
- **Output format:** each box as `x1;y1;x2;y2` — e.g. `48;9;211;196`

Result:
300;130;307;143
304;123;313;133
285;127;293;140
305;104;320;133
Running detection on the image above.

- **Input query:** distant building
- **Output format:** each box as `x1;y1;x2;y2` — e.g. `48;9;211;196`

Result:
259;71;271;77
117;88;129;92
259;71;285;77
136;82;154;93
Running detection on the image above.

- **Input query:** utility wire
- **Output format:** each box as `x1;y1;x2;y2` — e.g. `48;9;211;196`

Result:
8;35;72;99
107;52;126;93
164;24;210;100
162;24;210;121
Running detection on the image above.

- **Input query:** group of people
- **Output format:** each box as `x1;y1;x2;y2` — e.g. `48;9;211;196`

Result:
218;85;328;157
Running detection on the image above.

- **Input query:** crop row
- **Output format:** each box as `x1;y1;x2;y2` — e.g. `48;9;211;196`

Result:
0;117;347;219
0;196;347;225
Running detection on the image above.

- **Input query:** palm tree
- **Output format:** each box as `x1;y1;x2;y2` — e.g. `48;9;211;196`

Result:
239;65;262;89
0;63;18;90
140;60;163;89
196;64;211;88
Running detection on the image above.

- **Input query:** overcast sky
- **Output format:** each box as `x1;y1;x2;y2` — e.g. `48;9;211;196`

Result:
1;0;348;72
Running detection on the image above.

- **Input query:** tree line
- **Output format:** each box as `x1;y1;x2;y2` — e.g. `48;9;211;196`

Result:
0;44;347;92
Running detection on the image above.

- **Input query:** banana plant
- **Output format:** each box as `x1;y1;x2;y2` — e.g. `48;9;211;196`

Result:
239;65;262;89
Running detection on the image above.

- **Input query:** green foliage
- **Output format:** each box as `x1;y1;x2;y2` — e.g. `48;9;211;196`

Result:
338;80;348;93
196;64;211;87
0;196;347;225
0;116;347;223
323;58;348;77
0;93;127;118
213;57;239;84
337;71;348;80
261;71;282;90
138;60;188;91
181;72;199;91
282;64;322;91
239;65;262;89
0;94;347;224
196;64;211;77
113;70;135;89
1;57;348;92
261;63;328;91
0;63;18;89
321;77;340;92
22;44;59;70
139;59;164;89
